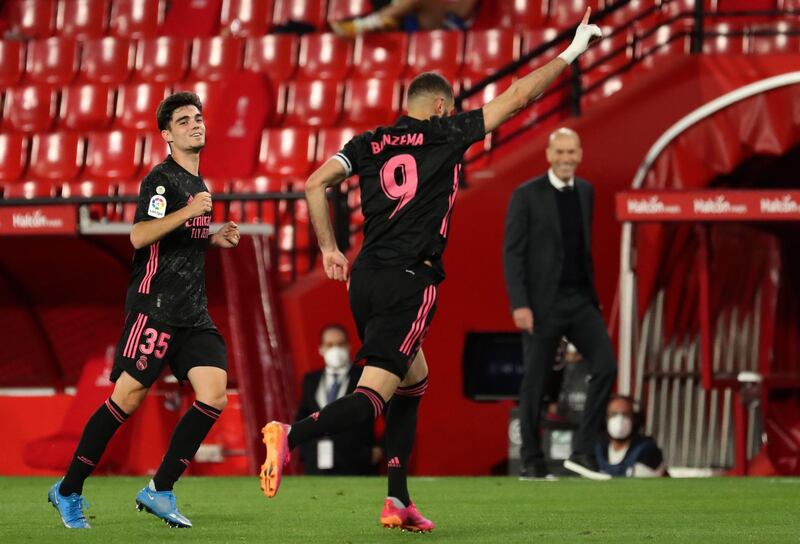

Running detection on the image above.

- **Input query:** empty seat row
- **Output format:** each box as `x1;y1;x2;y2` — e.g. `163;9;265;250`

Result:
0;126;374;186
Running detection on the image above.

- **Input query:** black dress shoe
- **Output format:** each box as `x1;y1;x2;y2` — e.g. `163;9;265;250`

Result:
519;463;557;481
563;453;611;480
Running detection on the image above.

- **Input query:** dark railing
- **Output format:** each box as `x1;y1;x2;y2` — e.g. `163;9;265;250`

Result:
455;0;799;169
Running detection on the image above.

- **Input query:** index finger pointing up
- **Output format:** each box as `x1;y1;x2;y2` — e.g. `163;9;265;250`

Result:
582;7;591;25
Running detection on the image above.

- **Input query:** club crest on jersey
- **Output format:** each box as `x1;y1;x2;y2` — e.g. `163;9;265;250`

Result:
148;195;167;218
136;355;148;371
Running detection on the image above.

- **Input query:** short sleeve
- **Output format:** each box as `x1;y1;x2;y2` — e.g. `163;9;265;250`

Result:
333;133;369;177
636;440;665;470
133;172;172;224
443;109;486;149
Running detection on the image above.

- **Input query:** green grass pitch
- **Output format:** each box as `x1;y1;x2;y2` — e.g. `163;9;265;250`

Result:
3;476;799;543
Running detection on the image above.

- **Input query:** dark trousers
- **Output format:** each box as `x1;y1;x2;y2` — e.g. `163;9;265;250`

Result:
519;287;617;466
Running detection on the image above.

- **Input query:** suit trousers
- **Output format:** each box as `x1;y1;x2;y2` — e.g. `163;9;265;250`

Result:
518;286;617;466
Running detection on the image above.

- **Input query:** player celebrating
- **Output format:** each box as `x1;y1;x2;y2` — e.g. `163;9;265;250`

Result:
261;10;602;533
48;92;240;529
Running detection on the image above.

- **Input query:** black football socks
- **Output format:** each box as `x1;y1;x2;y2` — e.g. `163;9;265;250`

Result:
386;377;428;507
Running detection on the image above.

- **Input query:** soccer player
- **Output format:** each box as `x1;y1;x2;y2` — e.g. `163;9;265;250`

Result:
48;92;240;529
261;10;602;533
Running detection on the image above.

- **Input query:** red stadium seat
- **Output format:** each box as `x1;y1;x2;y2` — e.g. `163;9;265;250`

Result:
4;0;56;38
0;133;29;182
3;180;60;199
220;0;274;37
342;78;401;127
703;22;747;54
505;0;547;30
84;130;143;180
56;0;109;39
547;0;602;29
327;0;371;22
109;0;165;38
580;28;633;99
634;21;692;71
257;128;316;177
406;30;464;81
142;132;171;173
79;37;134;84
62;179;115;197
228;176;288;224
25;37;78;85
189;36;244;82
315;126;362;167
518;27;560;72
59;83;115;131
460;76;513;113
280;79;343;127
353;33;408;79
115;82;169;130
243;34;299;82
29;132;85;182
463;29;520;79
134;37;190;83
0;40;26;87
3;84;58;132
272;0;328;30
296;33;353;81
182;80;225;112
749;22;800;54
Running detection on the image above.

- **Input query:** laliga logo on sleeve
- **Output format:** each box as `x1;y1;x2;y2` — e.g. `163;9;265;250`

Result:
148;194;167;218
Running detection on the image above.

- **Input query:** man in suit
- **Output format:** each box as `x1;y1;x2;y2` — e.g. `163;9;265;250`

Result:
296;324;381;475
504;128;617;480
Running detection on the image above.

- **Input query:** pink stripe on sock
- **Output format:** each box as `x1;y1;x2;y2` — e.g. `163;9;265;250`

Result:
355;387;384;418
77;456;95;466
105;399;125;423
396;380;428;397
193;401;220;420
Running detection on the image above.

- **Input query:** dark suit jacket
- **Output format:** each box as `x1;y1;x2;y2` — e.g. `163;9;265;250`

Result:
503;174;599;321
296;364;377;475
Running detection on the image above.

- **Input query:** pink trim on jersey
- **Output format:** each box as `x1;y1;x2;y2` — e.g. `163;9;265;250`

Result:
192;401;220;420
355;387;384;419
124;313;148;358
138;241;160;294
439;164;461;236
399;285;437;355
104;399;126;423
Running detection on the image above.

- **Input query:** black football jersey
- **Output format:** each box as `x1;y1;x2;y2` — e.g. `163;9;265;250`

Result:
125;155;213;327
335;109;485;279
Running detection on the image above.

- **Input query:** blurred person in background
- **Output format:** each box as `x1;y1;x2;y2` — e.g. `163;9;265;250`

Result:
331;0;481;37
504;127;617;481
595;395;667;477
297;324;382;475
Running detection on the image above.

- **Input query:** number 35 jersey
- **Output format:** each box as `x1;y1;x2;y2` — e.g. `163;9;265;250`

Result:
334;109;485;279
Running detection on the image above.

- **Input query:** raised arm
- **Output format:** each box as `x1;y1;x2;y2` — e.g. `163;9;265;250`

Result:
482;8;602;134
305;158;350;281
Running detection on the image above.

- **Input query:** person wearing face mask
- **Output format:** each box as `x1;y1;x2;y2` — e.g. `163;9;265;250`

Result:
504;127;617;481
296;324;382;475
595;395;666;477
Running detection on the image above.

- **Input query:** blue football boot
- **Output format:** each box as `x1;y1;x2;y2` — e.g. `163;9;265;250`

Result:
48;480;91;528
135;485;192;528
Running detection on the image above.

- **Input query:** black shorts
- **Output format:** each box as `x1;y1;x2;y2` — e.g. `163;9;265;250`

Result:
111;312;227;387
349;263;440;379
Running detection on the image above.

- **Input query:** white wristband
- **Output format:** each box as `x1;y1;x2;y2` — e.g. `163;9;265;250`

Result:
558;45;581;65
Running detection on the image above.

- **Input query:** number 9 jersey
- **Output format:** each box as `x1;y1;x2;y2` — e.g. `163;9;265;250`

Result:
333;109;485;280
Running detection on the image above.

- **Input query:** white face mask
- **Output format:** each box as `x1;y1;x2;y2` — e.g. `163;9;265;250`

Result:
323;346;350;371
607;414;633;440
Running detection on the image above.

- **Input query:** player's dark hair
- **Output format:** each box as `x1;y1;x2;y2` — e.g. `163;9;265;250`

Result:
319;323;349;344
608;394;636;413
407;72;454;104
156;92;203;131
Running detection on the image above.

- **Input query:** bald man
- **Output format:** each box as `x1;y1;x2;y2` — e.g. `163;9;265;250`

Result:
504;128;617;481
